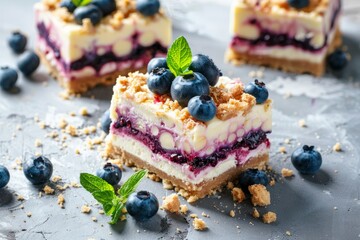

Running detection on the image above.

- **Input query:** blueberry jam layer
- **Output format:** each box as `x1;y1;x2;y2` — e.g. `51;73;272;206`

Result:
111;115;270;174
231;1;341;52
37;22;167;74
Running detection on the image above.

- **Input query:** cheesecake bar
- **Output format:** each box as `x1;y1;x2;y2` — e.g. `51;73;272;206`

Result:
227;0;342;76
35;0;171;93
105;72;272;200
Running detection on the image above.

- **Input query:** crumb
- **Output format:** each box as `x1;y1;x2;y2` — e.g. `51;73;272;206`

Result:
75;148;81;155
39;121;46;129
180;204;188;214
81;205;91;213
79;107;89;116
16;195;25;201
252;208;260;218
70;181;81;188
43;185;55;195
248;184;271;206
333;142;342;152
52;175;62;183
232;187;246;203
69;111;76;117
58;118;68;129
65;125;78;137
281;168;294;178
298;119;307;128
16;125;22;131
58;194;65;208
187;195;199;203
262;212;277;224
147;172;161;182
190;213;198;218
162;193;180;213
34;139;43;147
192;218;207;231
269;178;276;186
120;215;127;221
26;212;32;217
229;210;235;218
162;179;174;189
286;231;292;236
99;210;105;214
278;146;287;154
284;138;291;144
92;217;97;222
121;208;127;214
227;181;234;190
201;212;210;218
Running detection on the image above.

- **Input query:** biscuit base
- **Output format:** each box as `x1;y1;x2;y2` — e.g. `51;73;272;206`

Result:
105;141;269;201
226;28;342;77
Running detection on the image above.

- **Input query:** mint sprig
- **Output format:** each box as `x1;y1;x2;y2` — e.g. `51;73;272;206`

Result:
80;169;148;224
166;36;193;77
71;0;92;7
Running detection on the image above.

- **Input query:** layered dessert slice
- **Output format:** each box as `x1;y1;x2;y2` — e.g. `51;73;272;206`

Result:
227;0;342;76
105;36;272;200
35;0;171;93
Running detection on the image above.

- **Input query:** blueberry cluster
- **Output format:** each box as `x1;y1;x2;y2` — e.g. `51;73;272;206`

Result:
146;54;221;122
60;0;160;26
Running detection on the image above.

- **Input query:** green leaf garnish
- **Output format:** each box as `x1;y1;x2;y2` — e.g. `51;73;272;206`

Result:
71;0;92;7
80;169;148;224
166;36;193;77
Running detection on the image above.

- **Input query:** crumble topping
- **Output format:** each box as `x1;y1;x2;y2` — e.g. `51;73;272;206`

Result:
192;218;207;231
232;187;246;203
281;168;294;178
248;184;271;206
262;211;277;224
162;193;180;213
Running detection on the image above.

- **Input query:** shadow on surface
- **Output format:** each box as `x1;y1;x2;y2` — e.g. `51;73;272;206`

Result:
301;169;333;186
0;188;14;206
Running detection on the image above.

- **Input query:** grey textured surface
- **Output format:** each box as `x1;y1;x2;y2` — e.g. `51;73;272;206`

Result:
0;1;360;240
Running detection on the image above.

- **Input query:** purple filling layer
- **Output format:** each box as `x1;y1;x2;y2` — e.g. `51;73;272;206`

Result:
36;22;167;75
231;0;341;52
111;115;270;174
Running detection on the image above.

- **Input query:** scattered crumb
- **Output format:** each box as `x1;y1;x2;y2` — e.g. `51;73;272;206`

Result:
180;204;188;215
333;142;342;152
43;185;55;195
120;215;127;221
16;125;22;131
262;212;277;224
81;205;91;213
58;194;65;208
252;208;260;218
278;146;287;154
190;213;198;218
58;118;68;129
92;216;97;222
34;139;43;147
39;121;46;129
269;178;276;186
201;212;210;218
227;181;234;190
231;187;246;203
75;148;81;155
147;172;161;182
192;218;207;231
298;119;307;128
16;195;25;201
248;184;271;207
284;138;291;144
162;193;180;213
162;179;174;189
229;210;235;218
52;175;62;183
65;125;78;137
99;210;105;215
286;231;292;236
26;212;32;217
281;168;294;178
187;195;199;203
79;107;89;116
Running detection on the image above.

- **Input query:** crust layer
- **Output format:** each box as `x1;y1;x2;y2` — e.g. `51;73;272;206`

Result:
226;28;342;77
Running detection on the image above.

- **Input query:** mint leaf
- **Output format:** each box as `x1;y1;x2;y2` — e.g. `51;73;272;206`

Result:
80;173;114;194
166;36;192;76
110;200;125;225
118;169;147;198
92;190;116;215
71;0;92;7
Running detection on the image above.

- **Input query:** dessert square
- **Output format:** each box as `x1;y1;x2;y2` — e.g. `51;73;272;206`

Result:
105;72;272;200
34;0;172;93
227;0;342;76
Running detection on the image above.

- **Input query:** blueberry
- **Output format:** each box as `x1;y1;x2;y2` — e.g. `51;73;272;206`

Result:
238;169;269;190
74;5;103;26
101;109;112;134
244;79;269;104
188;95;216;122
328;49;348;71
91;0;116;16
96;162;122;185
170;72;210;107
136;0;160;17
287;0;309;9
147;57;167;73
189;54;220;86
291;145;322;174
0;165;10;189
126;191;159;221
0;67;18;91
8;31;27;54
60;0;77;13
17;51;40;76
147;67;174;95
23;156;53;185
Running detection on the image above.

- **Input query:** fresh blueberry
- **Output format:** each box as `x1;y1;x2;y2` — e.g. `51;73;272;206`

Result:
291;145;322;174
74;5;103;26
0;67;18;91
171;72;210;107
287;0;309;9
238;169;269;190
23;155;53;185
91;0;116;16
101;110;112;134
189;54;221;86
8;31;27;54
328;49;348;71
188;95;216;122
136;0;160;17
147;57;167;73
147;67;174;95
60;0;77;13
126;191;159;221
0;165;10;189
244;79;269;104
96;162;122;185
17;51;40;76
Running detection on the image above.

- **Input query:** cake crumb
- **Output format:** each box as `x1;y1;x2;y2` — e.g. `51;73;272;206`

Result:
81;205;91;213
227;181;234;190
26;212;32;217
232;187;246;203
262;212;277;224
162;193;180;213
333;142;342;152
190;213;198;218
65;125;78;137
229;210;235;218
39;121;46;129
201;212;210;218
120;215;127;221
147;172;161;182
58;118;68;129
79;107;89;116
281;168;294;178
58;194;65;208
99;210;105;215
298;119;307;128
43;185;55;195
16;195;25;201
252;208;260;218
92;217;97;222
52;175;62;183
248;184;270;206
269;178;276;186
286;231;292;236
278;146;287;154
162;179;174;189
34;139;43;147
192;218;207;231
180;204;188;215
187;195;199;203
